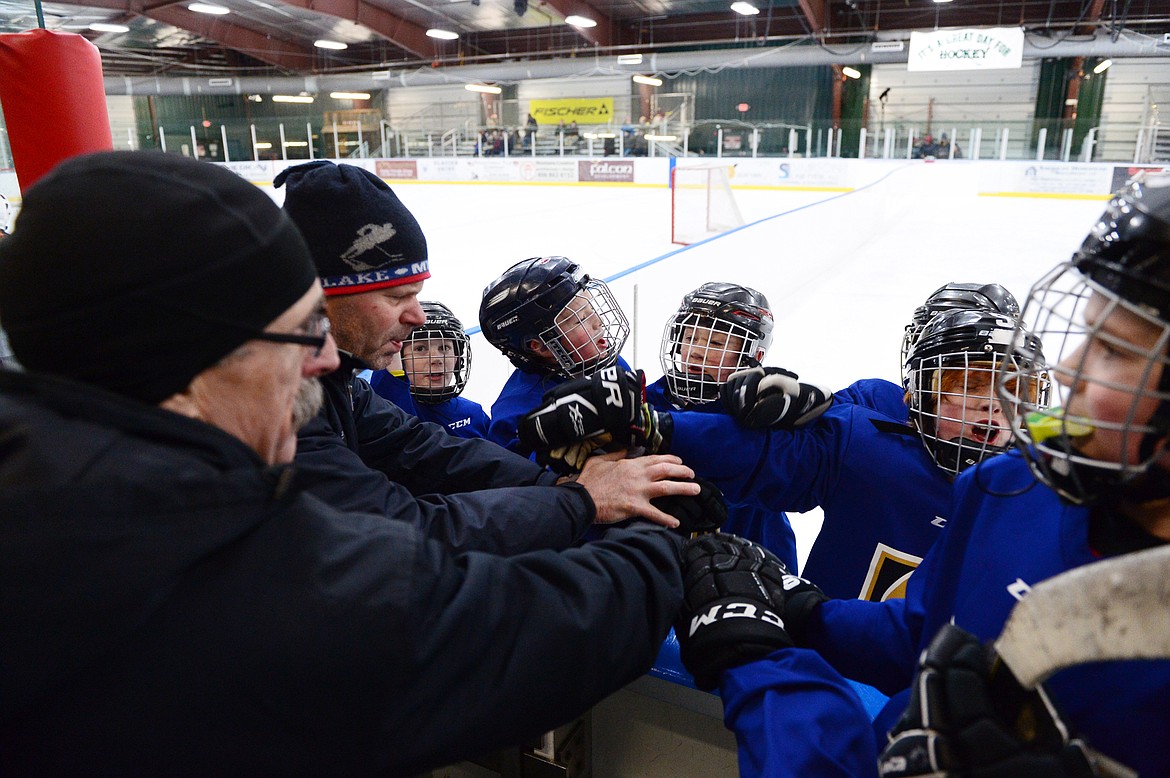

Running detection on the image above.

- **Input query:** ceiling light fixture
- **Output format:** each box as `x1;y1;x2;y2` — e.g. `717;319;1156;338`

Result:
931;0;954;4
330;91;371;100
188;3;230;14
89;22;130;32
314;39;347;50
841;66;862;79
565;15;597;28
617;53;643;65
1093;59;1113;74
730;2;760;15
465;83;502;94
272;94;315;103
426;28;459;40
632;75;663;86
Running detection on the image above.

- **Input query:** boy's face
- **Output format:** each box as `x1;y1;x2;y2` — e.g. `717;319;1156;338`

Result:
931;363;1014;450
1058;291;1169;469
551;292;611;366
678;323;746;385
403;335;457;389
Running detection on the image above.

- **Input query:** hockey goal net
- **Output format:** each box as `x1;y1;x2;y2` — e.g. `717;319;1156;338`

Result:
671;164;745;245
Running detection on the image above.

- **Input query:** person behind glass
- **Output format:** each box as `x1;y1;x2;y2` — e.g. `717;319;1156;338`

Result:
370;300;490;439
649;282;801;570
480;255;632;453
0;151;692;776
275;161;700;555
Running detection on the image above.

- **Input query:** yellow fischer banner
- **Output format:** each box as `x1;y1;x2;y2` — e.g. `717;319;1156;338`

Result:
529;98;613;124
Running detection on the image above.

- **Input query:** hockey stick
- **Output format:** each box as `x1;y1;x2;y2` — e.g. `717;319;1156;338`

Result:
993;543;1170;690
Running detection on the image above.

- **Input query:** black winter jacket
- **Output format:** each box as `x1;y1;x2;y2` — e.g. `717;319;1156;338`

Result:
296;353;591;555
0;369;684;776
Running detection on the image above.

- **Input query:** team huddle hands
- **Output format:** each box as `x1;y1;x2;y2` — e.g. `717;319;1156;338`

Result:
721;366;836;430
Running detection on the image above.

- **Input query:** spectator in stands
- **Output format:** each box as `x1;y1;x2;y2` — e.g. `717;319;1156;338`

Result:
0;150;695;775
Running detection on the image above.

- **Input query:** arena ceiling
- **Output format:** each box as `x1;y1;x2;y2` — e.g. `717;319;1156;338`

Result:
0;0;1165;77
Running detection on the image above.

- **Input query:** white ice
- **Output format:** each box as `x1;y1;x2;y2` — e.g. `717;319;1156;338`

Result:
267;161;1108;570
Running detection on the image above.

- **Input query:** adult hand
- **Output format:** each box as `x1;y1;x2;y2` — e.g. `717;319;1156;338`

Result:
576;451;698;528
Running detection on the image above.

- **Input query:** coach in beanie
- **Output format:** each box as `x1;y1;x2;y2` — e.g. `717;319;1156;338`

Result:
0;151;316;403
275;161;430;296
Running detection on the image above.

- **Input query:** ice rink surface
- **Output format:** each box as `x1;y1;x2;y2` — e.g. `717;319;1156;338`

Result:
269;160;1109;569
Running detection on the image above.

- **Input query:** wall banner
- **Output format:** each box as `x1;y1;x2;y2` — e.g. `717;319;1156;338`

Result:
530;98;614;125
908;27;1024;72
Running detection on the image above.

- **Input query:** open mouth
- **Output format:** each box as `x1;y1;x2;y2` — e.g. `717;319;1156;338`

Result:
968;417;1004;445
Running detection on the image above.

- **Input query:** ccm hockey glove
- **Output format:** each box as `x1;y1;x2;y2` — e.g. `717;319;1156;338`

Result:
518;366;672;473
879;624;1125;778
674;533;794;691
651;477;728;537
721;367;834;430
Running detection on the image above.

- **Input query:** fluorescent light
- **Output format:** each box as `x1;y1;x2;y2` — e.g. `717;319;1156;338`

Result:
931;0;953;4
565;14;597;28
272;94;315;103
89;22;129;32
1093;59;1112;74
284;141;309;147
314;39;347;50
632;74;663;86
842;66;862;79
254;142;273;149
330;91;371;100
730;2;759;15
188;3;230;14
426;28;459;40
465;83;502;94
617;53;643;65
645;134;677;141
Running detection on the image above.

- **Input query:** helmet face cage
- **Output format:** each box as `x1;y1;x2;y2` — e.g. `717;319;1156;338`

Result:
999;262;1170;504
536;278;630;379
907;312;1049;476
660;312;764;404
402;305;471;404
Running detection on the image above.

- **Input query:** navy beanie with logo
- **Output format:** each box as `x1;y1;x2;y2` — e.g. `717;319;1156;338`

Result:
274;161;431;296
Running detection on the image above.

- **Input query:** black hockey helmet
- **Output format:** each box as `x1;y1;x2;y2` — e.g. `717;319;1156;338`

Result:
1003;173;1170;504
479;256;629;378
660;281;775;404
906;308;1047;476
402;301;471;404
900;282;1020;389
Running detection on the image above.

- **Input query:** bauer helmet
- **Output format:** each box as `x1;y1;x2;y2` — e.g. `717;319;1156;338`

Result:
660;281;774;404
900;282;1020;390
479;256;629;379
401;301;471;404
906;307;1047;476
1001;172;1170;505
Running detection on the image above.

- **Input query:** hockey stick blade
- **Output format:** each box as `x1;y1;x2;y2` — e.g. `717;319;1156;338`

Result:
993;543;1170;690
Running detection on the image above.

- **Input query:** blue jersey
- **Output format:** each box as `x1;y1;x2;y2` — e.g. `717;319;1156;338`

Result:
368;370;490;440
835;377;907;422
489;356;633;454
646;377;798;571
668;402;951;600
795;451;1170;776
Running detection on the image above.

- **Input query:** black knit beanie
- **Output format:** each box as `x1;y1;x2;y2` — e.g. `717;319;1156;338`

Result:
0;151;316;403
274;161;430;296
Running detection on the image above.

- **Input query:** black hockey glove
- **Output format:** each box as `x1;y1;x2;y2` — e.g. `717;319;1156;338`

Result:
518;366;672;474
721;367;834;430
879;624;1124;778
651;477;728;537
776;569;829;645
674;533;794;691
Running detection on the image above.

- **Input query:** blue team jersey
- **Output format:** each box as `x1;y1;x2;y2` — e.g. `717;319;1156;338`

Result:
646;377;798;571
488;356;633;453
835;377;908;422
793;450;1170;777
668;401;952;600
368;370;490;440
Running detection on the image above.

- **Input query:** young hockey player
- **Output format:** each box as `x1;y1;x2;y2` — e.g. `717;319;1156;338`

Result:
369;301;490;439
649;282;800;569
679;174;1170;777
479;255;631;452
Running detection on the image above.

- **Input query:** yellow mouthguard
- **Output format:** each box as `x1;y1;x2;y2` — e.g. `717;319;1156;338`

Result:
1025;409;1094;443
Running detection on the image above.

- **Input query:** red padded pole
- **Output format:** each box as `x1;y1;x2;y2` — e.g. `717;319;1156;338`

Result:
0;29;113;190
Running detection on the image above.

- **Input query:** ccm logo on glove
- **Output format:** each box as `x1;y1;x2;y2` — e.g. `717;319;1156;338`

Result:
688;602;785;637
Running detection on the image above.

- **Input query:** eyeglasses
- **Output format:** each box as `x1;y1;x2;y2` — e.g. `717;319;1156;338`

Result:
251;311;331;357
